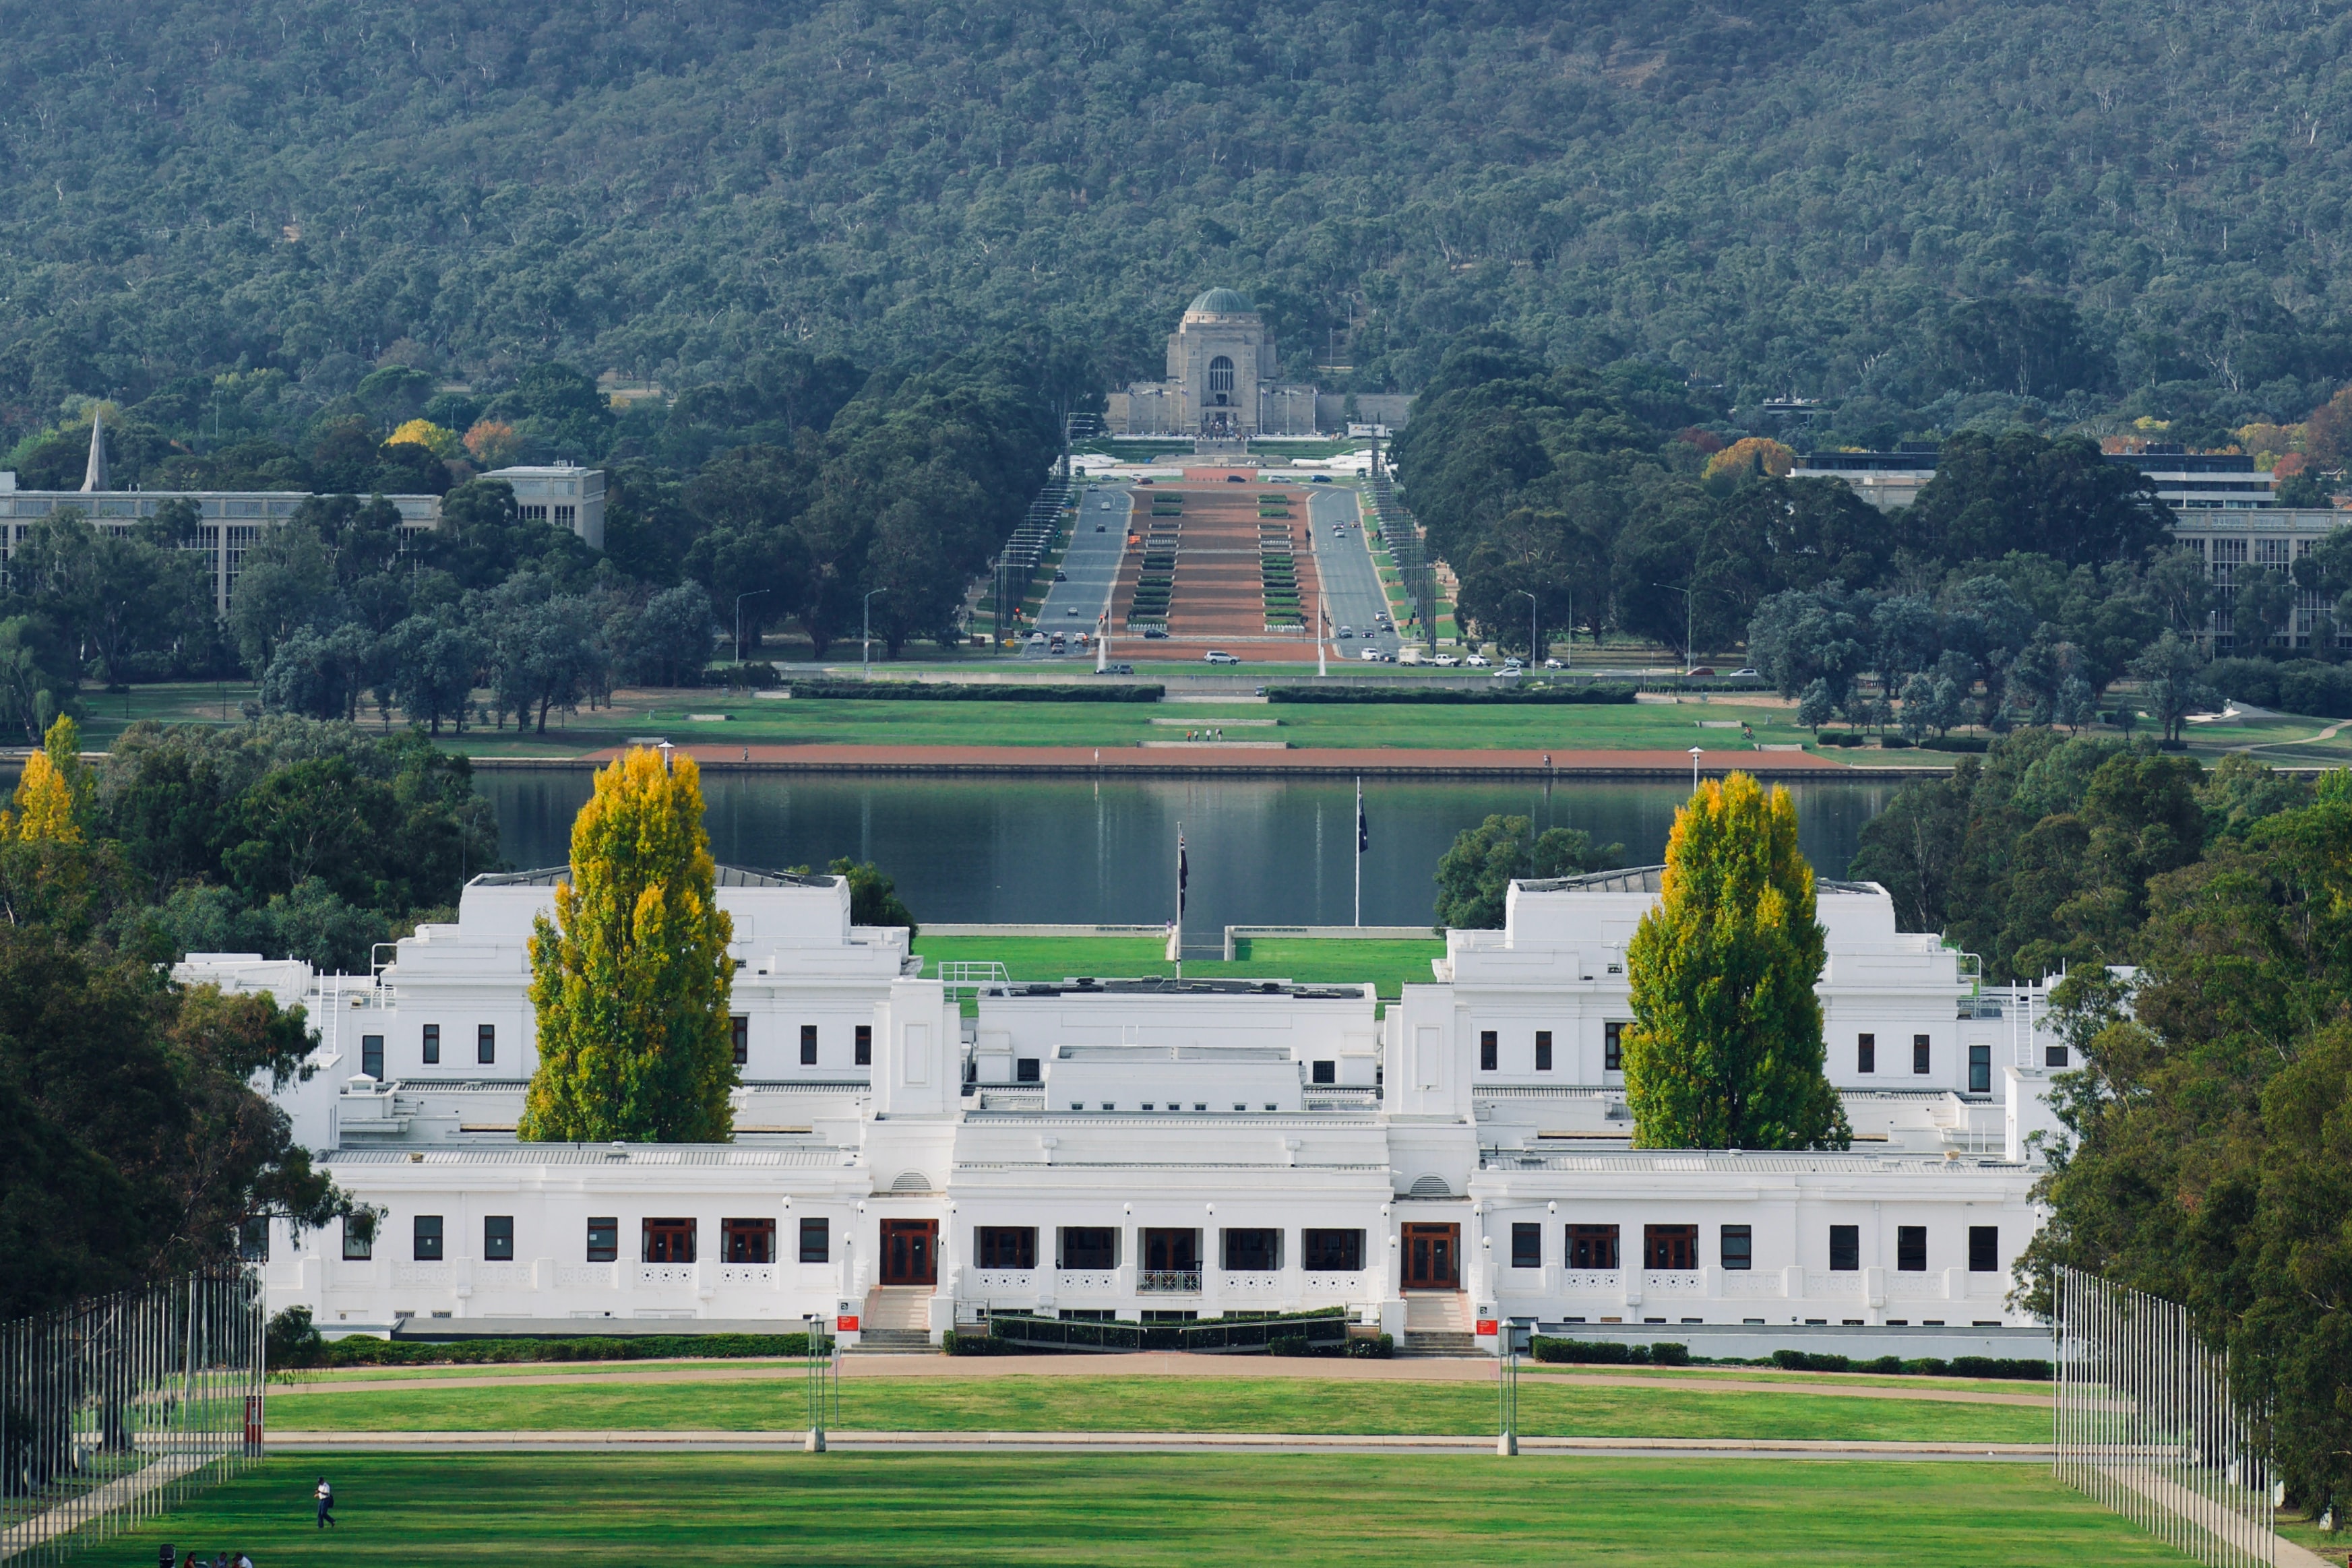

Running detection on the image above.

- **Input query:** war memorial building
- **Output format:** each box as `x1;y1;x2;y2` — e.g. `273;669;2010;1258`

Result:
1108;289;1413;441
197;865;2060;1358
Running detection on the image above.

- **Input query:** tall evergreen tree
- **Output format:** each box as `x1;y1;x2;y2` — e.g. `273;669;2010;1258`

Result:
520;749;735;1143
1623;772;1849;1150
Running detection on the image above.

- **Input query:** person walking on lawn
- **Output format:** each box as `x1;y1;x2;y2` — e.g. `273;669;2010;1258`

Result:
315;1476;336;1528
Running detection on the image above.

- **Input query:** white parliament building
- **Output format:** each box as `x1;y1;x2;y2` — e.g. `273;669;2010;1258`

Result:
187;867;2067;1354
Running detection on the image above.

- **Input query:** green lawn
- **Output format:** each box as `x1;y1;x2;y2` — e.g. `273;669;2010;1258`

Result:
911;936;1445;996
115;1453;2187;1566
269;1373;2047;1444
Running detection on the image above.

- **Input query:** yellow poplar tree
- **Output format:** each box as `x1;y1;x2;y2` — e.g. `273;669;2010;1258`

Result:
519;748;737;1143
7;714;91;843
1622;771;1849;1150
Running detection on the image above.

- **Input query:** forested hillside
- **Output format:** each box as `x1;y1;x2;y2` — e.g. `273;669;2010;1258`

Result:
5;0;2352;436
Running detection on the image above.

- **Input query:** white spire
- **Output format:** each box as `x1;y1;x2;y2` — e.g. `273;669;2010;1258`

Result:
79;407;107;493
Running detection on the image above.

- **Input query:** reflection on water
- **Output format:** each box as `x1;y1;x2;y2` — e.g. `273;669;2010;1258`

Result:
480;770;1898;938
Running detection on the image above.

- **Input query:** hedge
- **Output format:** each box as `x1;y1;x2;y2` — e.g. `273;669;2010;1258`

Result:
277;1329;817;1369
1530;1337;1690;1366
1266;685;1637;705
1768;1349;2051;1380
1919;736;1990;753
784;682;1165;703
2207;656;2352;718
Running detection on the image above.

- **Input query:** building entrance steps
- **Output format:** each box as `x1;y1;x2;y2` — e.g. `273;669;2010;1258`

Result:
850;1286;938;1354
1398;1290;1477;1356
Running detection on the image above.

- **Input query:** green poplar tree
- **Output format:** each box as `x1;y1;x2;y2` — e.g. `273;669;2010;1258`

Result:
520;748;736;1143
1623;772;1849;1150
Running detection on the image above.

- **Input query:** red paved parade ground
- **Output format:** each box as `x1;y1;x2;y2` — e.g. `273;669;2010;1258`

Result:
1109;480;1328;662
577;743;1869;777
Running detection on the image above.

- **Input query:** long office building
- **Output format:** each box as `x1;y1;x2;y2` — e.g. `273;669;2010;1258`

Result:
1793;443;2345;653
190;867;2066;1356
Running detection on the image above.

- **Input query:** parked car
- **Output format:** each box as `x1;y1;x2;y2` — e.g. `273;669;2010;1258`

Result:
1054;569;1067;580
1464;654;1491;668
1098;662;1135;676
1204;650;1239;664
1227;474;1246;483
1142;627;1169;639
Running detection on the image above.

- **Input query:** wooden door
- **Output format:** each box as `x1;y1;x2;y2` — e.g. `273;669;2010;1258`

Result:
879;1220;937;1286
1402;1223;1459;1289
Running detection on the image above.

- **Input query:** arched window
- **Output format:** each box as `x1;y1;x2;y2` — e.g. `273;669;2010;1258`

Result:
1208;355;1235;397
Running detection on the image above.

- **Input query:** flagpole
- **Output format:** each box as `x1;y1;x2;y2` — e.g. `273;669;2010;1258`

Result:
1353;776;1363;929
1173;821;1185;980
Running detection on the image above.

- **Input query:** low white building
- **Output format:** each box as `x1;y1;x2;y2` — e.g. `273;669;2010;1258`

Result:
192;865;2069;1354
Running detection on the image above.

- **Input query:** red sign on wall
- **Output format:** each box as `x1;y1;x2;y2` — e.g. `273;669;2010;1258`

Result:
836;1315;860;1332
1475;1319;1499;1336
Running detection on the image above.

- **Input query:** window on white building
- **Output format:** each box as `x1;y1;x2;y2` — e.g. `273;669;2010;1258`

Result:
979;1227;1036;1268
1535;1031;1552;1072
1479;1030;1497;1071
1914;1035;1931;1074
1223;1228;1282;1271
1311;1060;1336;1084
731;1015;748;1066
1603;1022;1623;1072
855;1024;872;1066
1644;1224;1697;1270
801;1024;817;1065
1828;1225;1859;1272
485;1216;514;1261
1568;1224;1619;1269
477;1024;495;1065
1721;1224;1752;1271
722;1218;774;1263
361;1034;383;1079
1969;1226;1999;1272
586;1218;618;1261
413;1216;443;1261
643;1218;696;1263
799;1218;830;1263
342;1215;373;1261
1060;1227;1119;1269
422;1024;439;1065
1896;1226;1926;1272
1969;1043;1991;1093
1857;1033;1875;1073
1301;1230;1362;1271
1510;1222;1541;1268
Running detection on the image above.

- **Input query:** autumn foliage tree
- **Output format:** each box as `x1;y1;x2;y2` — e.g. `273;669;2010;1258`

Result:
520;748;736;1143
1623;772;1849;1150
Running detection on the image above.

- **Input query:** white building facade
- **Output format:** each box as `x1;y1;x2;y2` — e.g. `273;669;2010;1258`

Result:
196;866;2067;1352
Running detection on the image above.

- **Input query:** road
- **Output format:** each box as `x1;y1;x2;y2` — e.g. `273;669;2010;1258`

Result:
1026;484;1131;664
1307;484;1402;663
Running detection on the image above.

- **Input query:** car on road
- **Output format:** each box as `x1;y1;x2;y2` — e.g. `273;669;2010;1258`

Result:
1054;569;1067;580
1727;667;1760;679
1464;654;1491;668
1332;526;1347;536
1432;654;1459;668
1361;647;1384;661
1492;664;1523;680
1685;666;1716;677
1313;474;1332;482
1502;657;1524;669
1098;662;1135;676
1026;632;1046;646
1142;627;1169;639
1337;626;1353;638
1096;524;1107;532
1543;658;1565;670
1203;650;1239;664
1066;606;1080;615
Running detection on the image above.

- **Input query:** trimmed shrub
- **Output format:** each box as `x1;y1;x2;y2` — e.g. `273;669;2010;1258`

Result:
1532;1337;1639;1365
1919;736;1989;753
1347;1333;1395;1359
1649;1342;1691;1366
1266;685;1636;706
282;1331;817;1369
784;682;1164;703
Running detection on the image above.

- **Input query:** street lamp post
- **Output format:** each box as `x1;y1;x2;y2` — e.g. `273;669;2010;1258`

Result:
1690;745;1704;791
735;590;770;683
1514;589;1537;666
863;588;888;675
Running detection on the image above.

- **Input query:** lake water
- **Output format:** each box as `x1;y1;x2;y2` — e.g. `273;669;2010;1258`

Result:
477;771;1900;937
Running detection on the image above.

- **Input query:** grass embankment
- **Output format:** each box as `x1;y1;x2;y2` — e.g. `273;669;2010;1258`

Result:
910;936;1444;997
270;1373;2047;1443
119;1453;2183;1566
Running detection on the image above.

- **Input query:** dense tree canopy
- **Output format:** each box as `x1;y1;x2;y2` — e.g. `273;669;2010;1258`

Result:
7;0;2352;443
